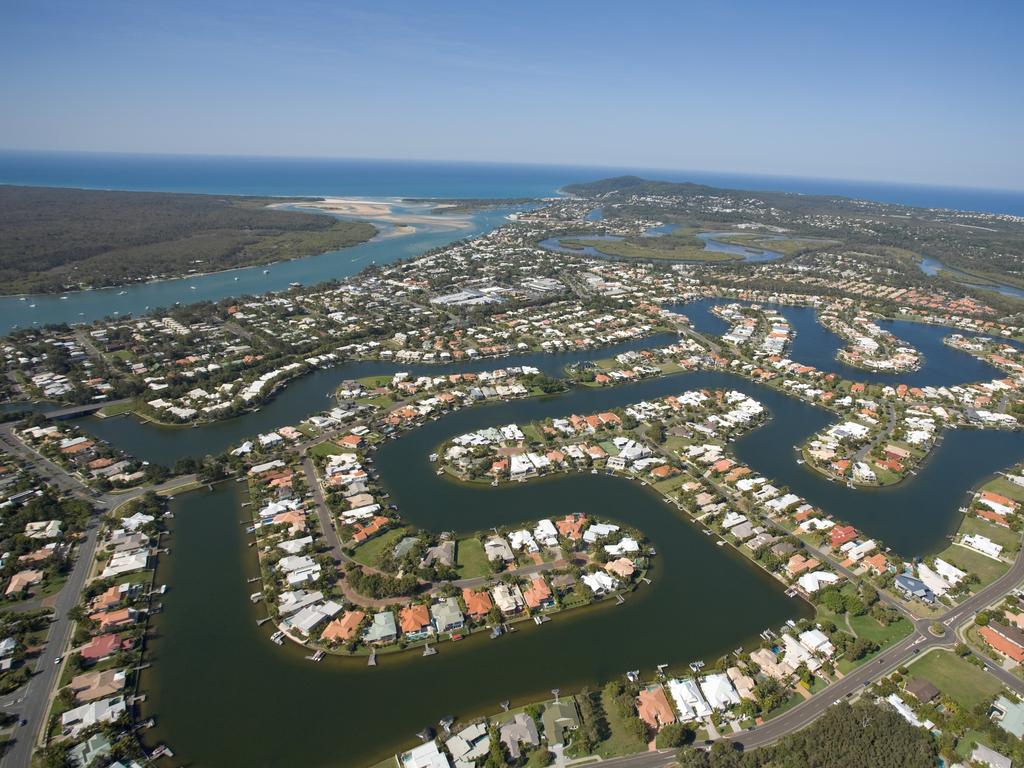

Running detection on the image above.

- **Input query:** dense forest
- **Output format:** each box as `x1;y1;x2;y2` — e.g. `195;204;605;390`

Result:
0;185;376;294
675;701;937;768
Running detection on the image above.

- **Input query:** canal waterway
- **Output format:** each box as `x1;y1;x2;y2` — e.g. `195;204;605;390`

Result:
125;331;1024;767
673;298;1009;387
140;446;806;767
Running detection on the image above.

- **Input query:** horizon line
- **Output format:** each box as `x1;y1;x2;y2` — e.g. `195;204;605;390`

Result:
2;147;1023;197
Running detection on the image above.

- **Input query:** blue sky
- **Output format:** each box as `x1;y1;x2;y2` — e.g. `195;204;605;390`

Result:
1;0;1021;189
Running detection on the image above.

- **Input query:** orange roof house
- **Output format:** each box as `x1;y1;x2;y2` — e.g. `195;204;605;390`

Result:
556;514;587;540
830;525;857;548
522;577;554;610
637;685;676;730
979;624;1024;663
321;610;365;643
862;553;890;575
605;558;636;578
462;588;493;619
399;604;432;636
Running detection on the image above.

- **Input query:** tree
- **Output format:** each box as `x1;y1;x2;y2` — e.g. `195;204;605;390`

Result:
655;722;693;748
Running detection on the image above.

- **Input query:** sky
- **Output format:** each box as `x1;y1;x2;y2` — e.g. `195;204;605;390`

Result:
1;0;1022;190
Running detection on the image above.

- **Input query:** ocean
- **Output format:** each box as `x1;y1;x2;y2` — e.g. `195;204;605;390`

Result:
1;150;1023;216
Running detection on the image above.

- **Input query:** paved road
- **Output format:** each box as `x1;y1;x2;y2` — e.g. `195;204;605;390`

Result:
0;525;102;768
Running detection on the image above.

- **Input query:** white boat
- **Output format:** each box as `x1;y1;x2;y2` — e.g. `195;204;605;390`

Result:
60;295;68;300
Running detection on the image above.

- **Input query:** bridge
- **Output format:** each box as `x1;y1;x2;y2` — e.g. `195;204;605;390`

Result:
42;397;133;420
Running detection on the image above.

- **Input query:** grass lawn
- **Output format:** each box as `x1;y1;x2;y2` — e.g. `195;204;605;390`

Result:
848;614;913;646
521;424;546;445
938;545;1009;587
309;440;344;458
564;237;741;263
908;649;1002;709
456;538;490;579
351;527;408;567
982;477;1024;504
356;375;391;388
97;400;135;418
956;515;1021;553
594;688;648;758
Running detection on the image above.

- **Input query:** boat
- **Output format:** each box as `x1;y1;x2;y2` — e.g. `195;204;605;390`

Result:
289;282;302;288
450;633;463;642
117;290;126;296
263;269;270;274
18;297;25;301
60;295;68;300
190;285;196;290
306;650;325;662
489;625;504;639
270;631;284;645
234;276;239;281
533;615;550;625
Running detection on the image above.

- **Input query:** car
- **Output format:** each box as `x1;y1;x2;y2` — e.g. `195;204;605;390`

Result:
53;655;62;665
20;719;26;727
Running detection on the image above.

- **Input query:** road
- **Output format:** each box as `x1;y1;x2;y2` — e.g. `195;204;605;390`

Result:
0;425;197;768
0;525;101;768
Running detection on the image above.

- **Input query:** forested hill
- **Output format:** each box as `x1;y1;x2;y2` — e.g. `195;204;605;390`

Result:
0;185;376;294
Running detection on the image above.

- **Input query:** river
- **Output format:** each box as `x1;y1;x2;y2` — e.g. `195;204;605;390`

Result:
0;202;516;336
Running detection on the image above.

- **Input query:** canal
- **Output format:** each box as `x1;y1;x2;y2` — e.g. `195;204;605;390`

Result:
130;339;1024;766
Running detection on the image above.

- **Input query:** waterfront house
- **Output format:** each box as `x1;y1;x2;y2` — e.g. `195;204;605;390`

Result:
67;733;112;768
699;673;741;711
461;588;493;621
522;577;555;610
399;604;434;640
446;723;490;764
398;740;451;768
894;574;935;604
430;597;464;633
542;700;580;746
636;684;676;729
320;610;365;643
79;633;122;662
605;558;636;579
363;611;398;645
749;648;794;681
499;713;539;759
69;669;126;703
61;695;126;737
484;536;515;564
582;571;618;595
492;584;526;616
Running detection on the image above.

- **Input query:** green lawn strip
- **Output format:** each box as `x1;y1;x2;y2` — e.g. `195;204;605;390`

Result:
908;649;1002;709
594;688;648;758
847;614;913;646
351;527;409;567
956;515;1020;553
981;477;1024;504
309;440;344;458
455;538;490;579
356;375;392;388
937;545;1009;587
97;400;135;418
